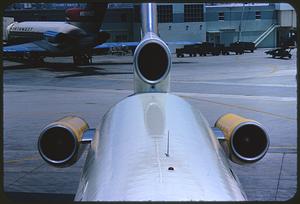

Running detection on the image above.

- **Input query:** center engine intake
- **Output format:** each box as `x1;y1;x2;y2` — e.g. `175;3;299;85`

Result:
133;33;171;92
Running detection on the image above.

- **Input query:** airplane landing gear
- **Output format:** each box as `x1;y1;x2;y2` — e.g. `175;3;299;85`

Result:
24;53;44;65
73;54;92;65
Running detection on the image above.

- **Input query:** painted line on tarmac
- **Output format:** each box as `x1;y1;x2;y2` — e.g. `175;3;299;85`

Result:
176;92;296;102
269;146;297;153
4;84;133;94
4;155;40;164
5;84;296;103
45;76;296;89
4;85;296;101
180;95;296;121
173;80;296;88
76;78;296;88
4;151;88;164
8;163;45;187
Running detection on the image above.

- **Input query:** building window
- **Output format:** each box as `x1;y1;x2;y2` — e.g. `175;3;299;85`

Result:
184;4;203;22
157;5;173;23
255;11;261;20
218;12;224;21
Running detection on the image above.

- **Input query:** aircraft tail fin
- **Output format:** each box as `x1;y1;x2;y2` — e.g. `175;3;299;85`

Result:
65;3;108;34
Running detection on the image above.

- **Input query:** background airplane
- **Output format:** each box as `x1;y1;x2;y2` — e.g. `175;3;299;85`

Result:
36;3;269;201
3;3;198;66
3;3;138;65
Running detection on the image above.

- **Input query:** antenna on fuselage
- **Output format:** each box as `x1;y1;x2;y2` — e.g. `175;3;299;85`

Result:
165;130;170;157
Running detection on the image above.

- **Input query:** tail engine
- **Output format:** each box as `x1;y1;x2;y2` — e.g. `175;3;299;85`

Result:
133;3;171;93
38;116;89;167
215;113;269;164
133;33;172;93
44;31;67;44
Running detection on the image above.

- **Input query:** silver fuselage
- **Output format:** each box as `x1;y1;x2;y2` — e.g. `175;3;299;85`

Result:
74;93;246;201
74;3;247;201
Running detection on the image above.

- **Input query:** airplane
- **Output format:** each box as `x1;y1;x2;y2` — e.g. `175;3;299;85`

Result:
37;3;269;201
3;3;139;65
3;3;199;66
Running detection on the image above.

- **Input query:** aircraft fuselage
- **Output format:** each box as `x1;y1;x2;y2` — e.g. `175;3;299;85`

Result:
3;3;109;65
6;21;96;53
74;93;247;201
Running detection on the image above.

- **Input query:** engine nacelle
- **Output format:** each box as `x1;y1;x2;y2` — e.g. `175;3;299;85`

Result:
43;31;67;44
38;116;89;168
215;113;269;164
133;33;171;93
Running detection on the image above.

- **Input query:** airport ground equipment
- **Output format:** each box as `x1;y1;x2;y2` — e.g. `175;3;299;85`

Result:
265;46;294;59
176;44;198;57
228;42;244;55
176;42;222;57
175;41;257;57
238;42;255;53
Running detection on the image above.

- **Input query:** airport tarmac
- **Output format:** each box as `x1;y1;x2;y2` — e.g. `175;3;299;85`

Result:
3;48;297;201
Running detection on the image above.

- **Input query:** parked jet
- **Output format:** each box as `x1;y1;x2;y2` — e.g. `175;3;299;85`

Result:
3;3;138;65
37;3;269;201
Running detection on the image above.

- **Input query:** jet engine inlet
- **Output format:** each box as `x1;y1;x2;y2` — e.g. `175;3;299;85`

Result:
134;37;171;84
215;113;269;164
38;116;89;167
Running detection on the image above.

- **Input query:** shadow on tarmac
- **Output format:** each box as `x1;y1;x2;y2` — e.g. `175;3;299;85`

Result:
265;56;292;60
3;58;193;70
54;68;133;78
3;58;194;79
3;61;131;70
3;61;133;78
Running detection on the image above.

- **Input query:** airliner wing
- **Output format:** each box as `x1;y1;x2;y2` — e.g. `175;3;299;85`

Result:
3;40;198;57
94;42;139;49
3;41;47;54
95;41;197;49
166;41;198;45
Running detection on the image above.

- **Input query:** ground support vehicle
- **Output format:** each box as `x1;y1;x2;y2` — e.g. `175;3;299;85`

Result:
238;42;255;53
265;47;293;59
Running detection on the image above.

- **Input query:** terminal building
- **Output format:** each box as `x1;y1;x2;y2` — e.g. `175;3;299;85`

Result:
4;3;296;52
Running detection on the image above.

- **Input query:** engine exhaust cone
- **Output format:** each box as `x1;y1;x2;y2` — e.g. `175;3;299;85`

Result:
215;113;269;164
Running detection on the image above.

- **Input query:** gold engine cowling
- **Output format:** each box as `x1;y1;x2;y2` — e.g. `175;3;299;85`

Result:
38;116;89;168
215;113;269;164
